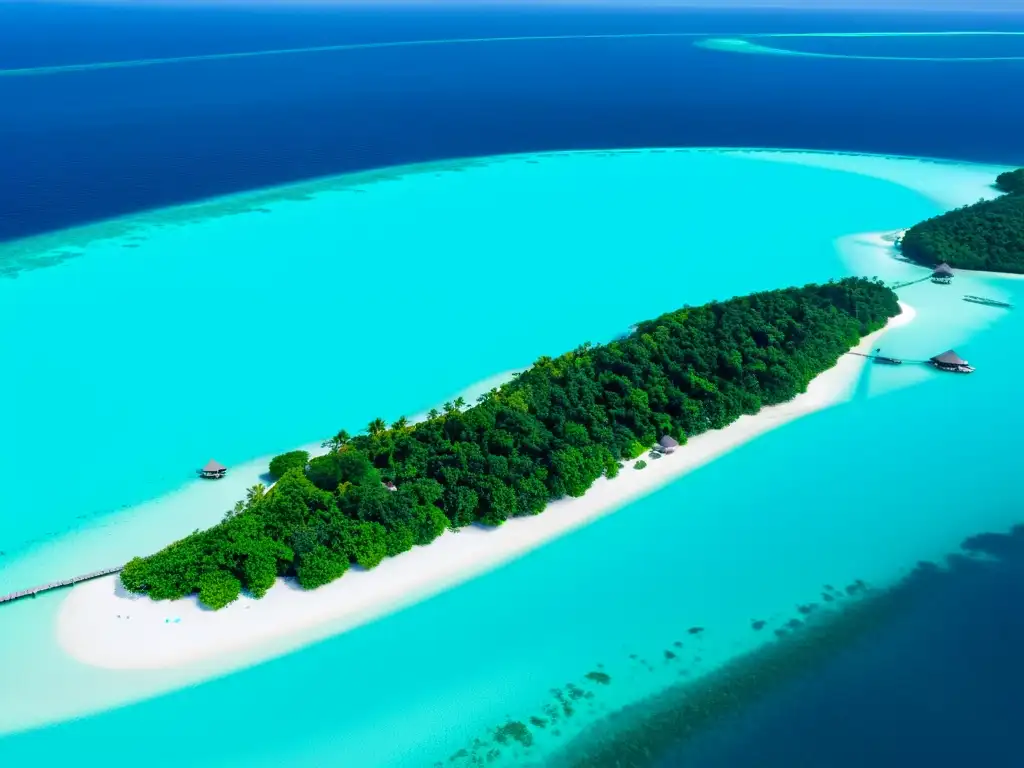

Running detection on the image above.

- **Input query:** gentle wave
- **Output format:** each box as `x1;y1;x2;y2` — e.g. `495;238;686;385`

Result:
5;30;1024;78
0;33;702;78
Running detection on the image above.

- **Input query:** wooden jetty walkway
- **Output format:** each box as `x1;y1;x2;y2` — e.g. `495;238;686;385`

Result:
0;566;122;606
847;351;908;365
888;276;931;290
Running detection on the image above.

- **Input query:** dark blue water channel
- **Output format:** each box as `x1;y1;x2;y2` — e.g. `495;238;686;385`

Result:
2;5;1024;243
659;527;1024;768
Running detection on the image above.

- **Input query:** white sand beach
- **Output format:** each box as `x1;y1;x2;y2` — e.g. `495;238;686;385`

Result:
57;303;916;671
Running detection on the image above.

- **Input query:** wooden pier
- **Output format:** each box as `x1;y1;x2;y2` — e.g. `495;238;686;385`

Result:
847;351;905;365
848;349;977;374
0;566;122;606
889;276;931;290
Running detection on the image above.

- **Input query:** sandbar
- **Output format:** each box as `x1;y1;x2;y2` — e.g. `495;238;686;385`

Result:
56;303;916;671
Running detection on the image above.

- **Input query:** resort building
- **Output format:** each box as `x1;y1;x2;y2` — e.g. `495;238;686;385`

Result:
931;263;954;284
655;435;680;454
199;459;227;479
930;349;975;374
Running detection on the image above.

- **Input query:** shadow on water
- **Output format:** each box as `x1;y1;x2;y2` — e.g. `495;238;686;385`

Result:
538;524;1024;768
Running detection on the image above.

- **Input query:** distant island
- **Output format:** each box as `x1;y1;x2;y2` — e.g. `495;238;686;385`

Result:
996;168;1024;195
899;167;1024;274
120;279;899;610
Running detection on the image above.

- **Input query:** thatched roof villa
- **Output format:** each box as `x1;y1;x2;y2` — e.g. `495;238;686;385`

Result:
656;435;680;454
930;349;974;373
199;459;227;479
931;263;954;283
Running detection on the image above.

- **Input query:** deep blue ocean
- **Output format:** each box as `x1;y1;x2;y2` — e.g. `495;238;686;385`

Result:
2;4;1024;767
2;4;1024;243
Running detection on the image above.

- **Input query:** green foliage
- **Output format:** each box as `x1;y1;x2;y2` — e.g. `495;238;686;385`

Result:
119;557;149;594
307;449;380;491
634;460;648;470
443;486;479;528
478;476;518;526
603;452;620;479
197;570;242;610
996;168;1024;194
626;440;646;459
901;190;1024;273
268;450;309;480
385;524;416;557
352;521;388;569
290;526;320;556
412;505;450;545
243;553;278;599
295;545;349;590
125;279;899;608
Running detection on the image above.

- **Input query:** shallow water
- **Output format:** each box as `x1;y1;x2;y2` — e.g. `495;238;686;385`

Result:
0;147;946;591
0;149;1020;767
698;31;1024;62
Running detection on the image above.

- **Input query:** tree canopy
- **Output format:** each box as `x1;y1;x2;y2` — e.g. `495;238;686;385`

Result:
121;279;899;608
267;450;309;481
900;179;1024;274
995;168;1024;195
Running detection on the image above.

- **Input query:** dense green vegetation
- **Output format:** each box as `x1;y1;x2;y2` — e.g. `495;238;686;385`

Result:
996;168;1024;194
267;450;309;481
120;279;899;608
900;173;1024;274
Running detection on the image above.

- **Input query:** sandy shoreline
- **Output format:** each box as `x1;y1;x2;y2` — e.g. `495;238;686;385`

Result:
57;302;916;671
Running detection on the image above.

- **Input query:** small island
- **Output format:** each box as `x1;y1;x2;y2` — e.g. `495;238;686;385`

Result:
899;167;1024;274
120;279;900;610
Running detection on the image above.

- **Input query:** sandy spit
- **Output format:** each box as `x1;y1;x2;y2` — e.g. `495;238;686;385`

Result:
56;303;916;671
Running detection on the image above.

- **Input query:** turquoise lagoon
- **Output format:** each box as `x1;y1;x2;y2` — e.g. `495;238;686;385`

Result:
0;149;1021;766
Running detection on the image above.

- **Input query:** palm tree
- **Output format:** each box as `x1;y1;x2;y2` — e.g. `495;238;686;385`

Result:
246;483;266;508
367;418;387;437
223;498;246;521
478;388;502;404
453;396;466;411
391;416;409;431
427;408;440;420
322;429;351;452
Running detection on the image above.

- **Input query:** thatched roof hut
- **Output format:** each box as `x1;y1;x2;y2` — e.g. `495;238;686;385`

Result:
657;435;680;453
199;459;227;479
932;263;954;278
931;349;967;366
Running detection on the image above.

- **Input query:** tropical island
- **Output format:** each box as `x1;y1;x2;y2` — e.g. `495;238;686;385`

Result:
996;168;1024;195
118;278;900;611
899;167;1024;274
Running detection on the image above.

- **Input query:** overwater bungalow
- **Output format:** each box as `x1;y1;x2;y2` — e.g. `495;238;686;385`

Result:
930;349;975;374
655;435;680;454
931;263;954;284
199;459;227;479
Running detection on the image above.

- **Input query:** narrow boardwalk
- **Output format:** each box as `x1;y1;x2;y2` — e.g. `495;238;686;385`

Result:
889;276;931;290
846;351;932;365
0;566;122;605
